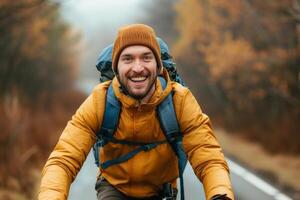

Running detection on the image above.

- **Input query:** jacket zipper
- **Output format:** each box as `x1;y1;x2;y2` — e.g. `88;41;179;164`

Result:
136;100;142;112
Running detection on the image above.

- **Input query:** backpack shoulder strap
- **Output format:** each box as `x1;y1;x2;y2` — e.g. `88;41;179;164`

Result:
157;76;180;142
93;83;120;166
98;83;121;138
157;76;187;200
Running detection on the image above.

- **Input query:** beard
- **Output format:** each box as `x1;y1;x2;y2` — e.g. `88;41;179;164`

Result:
117;70;157;100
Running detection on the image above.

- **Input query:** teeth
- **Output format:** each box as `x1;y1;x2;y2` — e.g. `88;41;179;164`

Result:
131;76;147;82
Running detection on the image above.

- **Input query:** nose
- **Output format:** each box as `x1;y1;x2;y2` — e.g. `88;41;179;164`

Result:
132;59;143;73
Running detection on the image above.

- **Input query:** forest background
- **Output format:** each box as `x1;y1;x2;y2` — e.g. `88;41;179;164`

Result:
0;0;299;199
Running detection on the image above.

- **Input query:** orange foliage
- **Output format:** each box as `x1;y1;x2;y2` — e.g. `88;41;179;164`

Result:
0;89;86;198
19;18;49;59
0;0;81;101
174;0;300;154
0;1;82;197
205;34;257;80
173;0;204;57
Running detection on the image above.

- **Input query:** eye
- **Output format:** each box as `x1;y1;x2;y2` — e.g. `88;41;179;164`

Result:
144;54;154;62
121;56;132;63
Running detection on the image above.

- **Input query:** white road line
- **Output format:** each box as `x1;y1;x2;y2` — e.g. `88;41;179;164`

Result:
227;159;293;200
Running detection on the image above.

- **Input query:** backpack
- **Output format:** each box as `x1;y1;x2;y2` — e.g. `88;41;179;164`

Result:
93;38;187;200
95;38;185;85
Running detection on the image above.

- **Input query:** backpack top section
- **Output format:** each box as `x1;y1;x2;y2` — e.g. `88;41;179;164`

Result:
95;37;185;85
96;44;114;83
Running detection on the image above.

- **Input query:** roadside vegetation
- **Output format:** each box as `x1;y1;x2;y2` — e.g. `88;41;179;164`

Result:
0;1;84;199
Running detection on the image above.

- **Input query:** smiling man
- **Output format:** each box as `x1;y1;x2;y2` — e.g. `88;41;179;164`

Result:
39;24;234;200
116;45;158;101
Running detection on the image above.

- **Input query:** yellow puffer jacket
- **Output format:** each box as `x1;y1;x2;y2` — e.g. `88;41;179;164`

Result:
39;70;234;200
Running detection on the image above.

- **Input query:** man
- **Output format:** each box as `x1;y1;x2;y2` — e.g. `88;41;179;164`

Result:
39;24;234;200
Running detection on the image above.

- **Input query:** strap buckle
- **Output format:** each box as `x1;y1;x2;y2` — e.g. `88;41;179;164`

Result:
162;183;177;200
144;143;156;152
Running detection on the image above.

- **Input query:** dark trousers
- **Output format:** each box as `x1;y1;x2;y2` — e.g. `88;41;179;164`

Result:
95;177;162;200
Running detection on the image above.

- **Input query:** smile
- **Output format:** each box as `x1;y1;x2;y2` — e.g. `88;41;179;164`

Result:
130;76;147;82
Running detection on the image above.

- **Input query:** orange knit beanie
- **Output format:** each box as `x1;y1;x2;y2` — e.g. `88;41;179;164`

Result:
112;24;163;74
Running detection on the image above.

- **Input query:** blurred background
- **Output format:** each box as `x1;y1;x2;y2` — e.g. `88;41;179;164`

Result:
0;0;299;199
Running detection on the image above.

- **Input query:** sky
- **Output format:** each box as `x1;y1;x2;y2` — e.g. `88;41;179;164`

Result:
60;0;148;81
61;0;145;38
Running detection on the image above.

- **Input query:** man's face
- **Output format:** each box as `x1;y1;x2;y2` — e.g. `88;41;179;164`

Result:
117;45;158;100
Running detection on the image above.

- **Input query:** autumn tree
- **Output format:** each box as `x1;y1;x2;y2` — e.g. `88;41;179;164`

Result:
174;0;300;153
0;1;81;198
141;0;179;45
0;0;80;103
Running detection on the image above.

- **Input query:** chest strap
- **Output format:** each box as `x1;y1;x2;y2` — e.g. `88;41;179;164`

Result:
100;139;168;169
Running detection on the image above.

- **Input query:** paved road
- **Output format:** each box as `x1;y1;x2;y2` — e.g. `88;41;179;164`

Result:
228;160;292;200
68;151;98;200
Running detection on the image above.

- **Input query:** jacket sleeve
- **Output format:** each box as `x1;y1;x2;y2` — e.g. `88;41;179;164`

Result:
38;94;99;200
178;89;234;200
